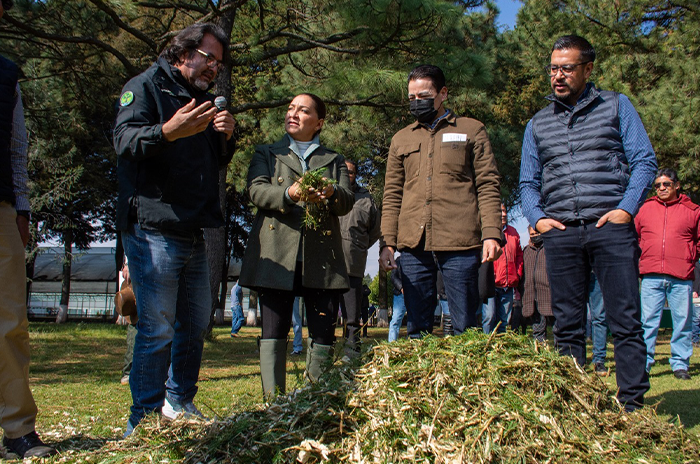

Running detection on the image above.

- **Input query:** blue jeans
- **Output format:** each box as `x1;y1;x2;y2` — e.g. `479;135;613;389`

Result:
640;275;693;372
588;273;608;364
482;287;514;334
438;299;449;315
388;293;407;342
400;248;480;337
541;221;648;409
291;297;303;352
231;304;244;335
122;225;211;427
692;298;700;345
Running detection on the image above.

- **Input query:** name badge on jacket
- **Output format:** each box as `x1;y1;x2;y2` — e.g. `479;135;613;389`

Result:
442;133;468;143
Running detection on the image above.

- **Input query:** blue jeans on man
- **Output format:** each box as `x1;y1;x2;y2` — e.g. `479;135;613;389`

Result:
388;293;407;342
122;224;211;430
692;297;700;345
291;297;303;353
587;273;608;365
438;298;449;315
541;221;649;410
482;287;514;334
640;275;693;373
231;303;244;335
400;248;480;338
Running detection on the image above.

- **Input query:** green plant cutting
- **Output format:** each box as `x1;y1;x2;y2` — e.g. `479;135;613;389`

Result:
296;167;337;230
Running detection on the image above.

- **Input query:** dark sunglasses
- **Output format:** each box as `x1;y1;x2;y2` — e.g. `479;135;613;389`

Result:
654;181;674;189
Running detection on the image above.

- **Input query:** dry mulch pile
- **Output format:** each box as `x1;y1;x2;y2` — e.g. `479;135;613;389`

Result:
112;332;700;463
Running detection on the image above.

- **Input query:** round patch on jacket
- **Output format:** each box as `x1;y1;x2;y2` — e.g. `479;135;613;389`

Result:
120;91;134;107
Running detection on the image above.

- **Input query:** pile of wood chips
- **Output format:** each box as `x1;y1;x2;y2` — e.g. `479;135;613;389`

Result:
178;331;700;463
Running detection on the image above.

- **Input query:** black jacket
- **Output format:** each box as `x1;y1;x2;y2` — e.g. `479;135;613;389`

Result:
113;58;234;232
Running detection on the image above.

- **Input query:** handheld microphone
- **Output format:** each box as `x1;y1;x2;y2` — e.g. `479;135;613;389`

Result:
214;96;227;112
214;96;228;157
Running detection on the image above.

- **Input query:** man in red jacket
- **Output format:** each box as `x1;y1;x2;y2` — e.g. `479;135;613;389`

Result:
483;204;524;333
636;168;700;380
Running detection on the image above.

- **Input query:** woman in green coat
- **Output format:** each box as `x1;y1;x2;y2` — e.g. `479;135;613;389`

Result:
239;93;354;398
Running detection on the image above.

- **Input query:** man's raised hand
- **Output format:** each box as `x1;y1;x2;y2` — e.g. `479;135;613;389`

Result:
162;99;218;142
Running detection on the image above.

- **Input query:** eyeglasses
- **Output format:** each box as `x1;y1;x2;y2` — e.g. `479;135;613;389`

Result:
545;62;591;76
195;49;224;70
654;181;675;189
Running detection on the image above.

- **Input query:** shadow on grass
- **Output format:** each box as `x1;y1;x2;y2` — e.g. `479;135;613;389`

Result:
645;361;700;430
647;387;700;429
53;434;112;454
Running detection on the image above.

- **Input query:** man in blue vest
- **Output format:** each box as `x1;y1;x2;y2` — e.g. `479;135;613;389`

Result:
0;1;56;458
520;35;657;412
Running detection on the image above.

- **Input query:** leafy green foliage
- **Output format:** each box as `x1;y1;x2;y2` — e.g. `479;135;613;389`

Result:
296;167;337;230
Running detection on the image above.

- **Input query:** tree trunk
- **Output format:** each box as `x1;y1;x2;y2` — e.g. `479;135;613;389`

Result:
377;270;389;327
205;224;226;332
216;256;228;325
25;221;38;305
204;5;237;335
56;230;72;323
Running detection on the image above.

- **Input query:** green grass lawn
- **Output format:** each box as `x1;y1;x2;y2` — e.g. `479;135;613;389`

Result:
11;322;700;462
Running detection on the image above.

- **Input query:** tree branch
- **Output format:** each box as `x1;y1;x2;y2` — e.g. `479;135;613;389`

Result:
135;2;209;14
2;15;140;76
231;27;368;66
277;31;362;54
87;0;157;51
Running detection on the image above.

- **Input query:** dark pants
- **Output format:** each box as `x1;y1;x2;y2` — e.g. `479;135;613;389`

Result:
340;276;363;346
400;246;480;337
531;312;554;342
542;221;649;409
258;268;338;346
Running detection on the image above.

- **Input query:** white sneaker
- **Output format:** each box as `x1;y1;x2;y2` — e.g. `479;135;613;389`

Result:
162;397;206;420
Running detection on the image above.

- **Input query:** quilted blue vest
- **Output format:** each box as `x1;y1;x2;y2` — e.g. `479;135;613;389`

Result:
531;84;628;222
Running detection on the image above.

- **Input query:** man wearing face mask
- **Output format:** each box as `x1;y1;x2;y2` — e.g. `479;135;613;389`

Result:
380;65;502;338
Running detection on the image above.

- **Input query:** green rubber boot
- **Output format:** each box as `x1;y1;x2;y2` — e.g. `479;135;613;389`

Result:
305;338;334;383
259;338;287;399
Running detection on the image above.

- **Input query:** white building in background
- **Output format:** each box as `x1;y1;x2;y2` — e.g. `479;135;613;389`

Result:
28;247;247;322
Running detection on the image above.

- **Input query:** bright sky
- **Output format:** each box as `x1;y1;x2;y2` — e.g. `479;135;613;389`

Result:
494;0;523;30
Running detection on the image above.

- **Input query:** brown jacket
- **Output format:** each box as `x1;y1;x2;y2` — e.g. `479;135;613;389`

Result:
239;136;354;291
381;112;501;251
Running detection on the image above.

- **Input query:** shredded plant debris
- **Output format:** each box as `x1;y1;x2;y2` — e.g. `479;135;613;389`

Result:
85;331;700;463
297;167;337;230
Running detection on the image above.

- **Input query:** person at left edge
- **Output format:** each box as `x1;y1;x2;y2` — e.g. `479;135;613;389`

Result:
239;93;354;400
113;23;235;437
0;0;56;458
